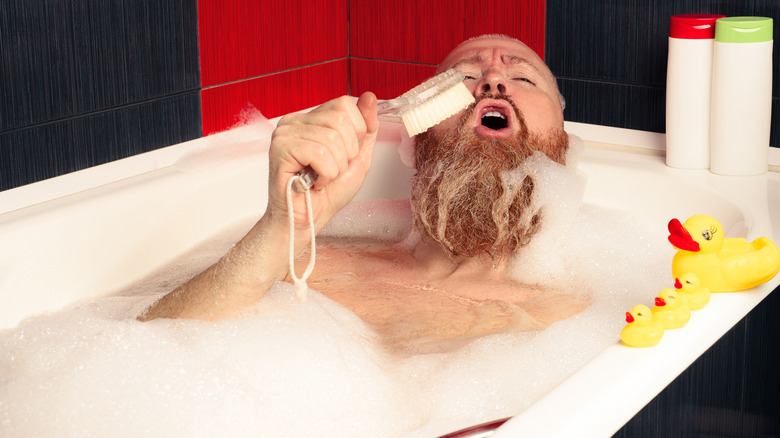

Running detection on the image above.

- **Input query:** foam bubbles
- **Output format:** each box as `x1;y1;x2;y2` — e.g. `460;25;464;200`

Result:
0;134;673;436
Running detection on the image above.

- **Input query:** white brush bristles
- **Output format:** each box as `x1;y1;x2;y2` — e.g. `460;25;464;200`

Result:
400;81;475;137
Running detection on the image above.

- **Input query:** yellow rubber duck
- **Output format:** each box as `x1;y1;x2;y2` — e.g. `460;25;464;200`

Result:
621;304;664;347
651;288;691;329
668;215;780;292
674;272;710;310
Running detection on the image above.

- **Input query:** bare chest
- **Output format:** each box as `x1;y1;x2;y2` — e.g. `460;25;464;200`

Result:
293;239;585;353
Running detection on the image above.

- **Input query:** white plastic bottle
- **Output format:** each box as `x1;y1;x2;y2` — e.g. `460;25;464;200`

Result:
666;14;724;169
710;17;774;175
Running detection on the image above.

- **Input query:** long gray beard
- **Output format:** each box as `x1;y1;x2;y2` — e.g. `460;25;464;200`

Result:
411;128;538;259
410;93;568;259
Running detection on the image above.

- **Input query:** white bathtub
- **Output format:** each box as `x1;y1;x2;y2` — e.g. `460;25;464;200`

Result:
1;118;778;437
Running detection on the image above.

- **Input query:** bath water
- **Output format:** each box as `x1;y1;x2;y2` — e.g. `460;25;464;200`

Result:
0;140;672;437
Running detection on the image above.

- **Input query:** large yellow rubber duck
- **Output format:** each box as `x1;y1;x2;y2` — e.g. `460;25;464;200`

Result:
651;288;691;329
621;304;664;347
674;272;710;310
668;215;780;292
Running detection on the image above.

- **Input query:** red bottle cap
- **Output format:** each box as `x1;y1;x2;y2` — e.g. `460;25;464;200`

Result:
670;14;726;39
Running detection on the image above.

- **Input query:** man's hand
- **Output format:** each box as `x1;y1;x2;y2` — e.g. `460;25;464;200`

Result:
267;93;379;242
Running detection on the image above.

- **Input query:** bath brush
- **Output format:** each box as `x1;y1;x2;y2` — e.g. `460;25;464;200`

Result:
294;69;474;192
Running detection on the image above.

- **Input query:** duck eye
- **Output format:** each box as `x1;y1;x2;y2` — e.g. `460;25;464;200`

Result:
702;230;712;240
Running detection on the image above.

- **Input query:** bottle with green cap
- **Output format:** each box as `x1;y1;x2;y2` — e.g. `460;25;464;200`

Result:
711;17;774;176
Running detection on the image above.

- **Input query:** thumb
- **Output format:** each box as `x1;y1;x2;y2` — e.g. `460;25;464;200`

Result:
354;92;378;165
356;91;378;142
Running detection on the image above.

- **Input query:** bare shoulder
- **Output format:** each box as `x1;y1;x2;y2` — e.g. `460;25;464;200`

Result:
300;237;414;277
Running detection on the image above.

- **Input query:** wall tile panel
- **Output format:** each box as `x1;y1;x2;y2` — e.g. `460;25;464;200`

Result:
198;0;348;87
350;59;437;100
546;0;778;147
0;0;200;132
201;60;348;135
349;0;546;64
0;92;202;191
558;78;666;132
546;1;750;87
754;0;780;97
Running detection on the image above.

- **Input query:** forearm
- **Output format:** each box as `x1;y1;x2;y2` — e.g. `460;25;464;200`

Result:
140;93;378;322
139;212;305;321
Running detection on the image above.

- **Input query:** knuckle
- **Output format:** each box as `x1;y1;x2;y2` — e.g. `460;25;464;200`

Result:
329;111;348;128
324;128;340;145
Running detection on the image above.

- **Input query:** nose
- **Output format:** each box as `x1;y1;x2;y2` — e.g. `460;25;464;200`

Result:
478;69;506;95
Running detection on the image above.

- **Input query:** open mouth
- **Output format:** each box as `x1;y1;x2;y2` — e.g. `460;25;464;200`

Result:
473;99;515;138
481;110;508;130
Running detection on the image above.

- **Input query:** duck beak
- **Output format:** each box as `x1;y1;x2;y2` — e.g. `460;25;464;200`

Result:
674;278;682;289
655;297;667;306
667;218;700;252
625;312;635;323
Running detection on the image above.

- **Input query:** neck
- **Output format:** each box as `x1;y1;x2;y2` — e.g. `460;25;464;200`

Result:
410;236;510;281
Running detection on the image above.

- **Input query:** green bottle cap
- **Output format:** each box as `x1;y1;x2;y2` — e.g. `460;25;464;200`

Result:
715;17;773;43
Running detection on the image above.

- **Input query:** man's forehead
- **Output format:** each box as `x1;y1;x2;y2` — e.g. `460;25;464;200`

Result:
437;39;555;85
440;38;540;68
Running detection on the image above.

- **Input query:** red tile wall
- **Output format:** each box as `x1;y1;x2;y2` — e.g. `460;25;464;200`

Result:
198;0;545;133
201;61;349;135
198;0;348;134
349;0;546;99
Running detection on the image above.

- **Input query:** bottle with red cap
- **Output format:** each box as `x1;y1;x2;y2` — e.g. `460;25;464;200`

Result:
665;14;725;169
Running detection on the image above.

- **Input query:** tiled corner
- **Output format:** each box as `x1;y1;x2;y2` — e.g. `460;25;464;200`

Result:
201;60;348;135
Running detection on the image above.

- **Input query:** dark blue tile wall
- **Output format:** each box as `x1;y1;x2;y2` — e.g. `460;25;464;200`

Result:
614;287;780;437
0;93;201;190
546;0;780;148
0;0;201;191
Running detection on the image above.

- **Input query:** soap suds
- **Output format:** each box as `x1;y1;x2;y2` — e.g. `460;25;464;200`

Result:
0;135;672;437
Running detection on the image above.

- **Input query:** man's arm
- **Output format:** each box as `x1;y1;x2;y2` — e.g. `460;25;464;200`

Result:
139;93;379;321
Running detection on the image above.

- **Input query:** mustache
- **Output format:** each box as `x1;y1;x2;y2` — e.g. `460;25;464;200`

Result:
468;92;523;118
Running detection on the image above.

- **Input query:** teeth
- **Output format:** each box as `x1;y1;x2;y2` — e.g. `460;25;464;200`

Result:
482;111;506;120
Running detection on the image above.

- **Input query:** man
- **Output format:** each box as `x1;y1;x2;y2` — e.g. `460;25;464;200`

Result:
140;35;582;351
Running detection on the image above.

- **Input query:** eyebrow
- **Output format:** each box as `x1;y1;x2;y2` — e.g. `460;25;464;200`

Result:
450;54;485;70
452;54;545;76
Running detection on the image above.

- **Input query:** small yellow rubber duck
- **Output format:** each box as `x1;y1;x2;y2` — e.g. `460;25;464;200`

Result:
651;288;691;329
621;304;664;347
674;272;710;310
668;215;780;292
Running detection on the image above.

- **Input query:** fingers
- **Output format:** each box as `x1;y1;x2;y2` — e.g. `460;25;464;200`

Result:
273;96;370;184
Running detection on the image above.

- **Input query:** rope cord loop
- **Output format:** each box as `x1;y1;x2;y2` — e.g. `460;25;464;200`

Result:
286;175;316;301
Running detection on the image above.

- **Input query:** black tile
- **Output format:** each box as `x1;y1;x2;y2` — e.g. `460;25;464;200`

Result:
0;0;200;132
558;78;666;133
773;98;779;150
754;0;780;97
545;0;759;87
741;289;780;436
0;92;202;191
547;0;779;149
613;318;749;437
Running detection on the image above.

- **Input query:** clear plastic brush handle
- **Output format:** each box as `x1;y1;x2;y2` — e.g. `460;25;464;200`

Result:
376;69;466;117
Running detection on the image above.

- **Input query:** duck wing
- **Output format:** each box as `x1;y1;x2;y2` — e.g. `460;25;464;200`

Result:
720;237;780;288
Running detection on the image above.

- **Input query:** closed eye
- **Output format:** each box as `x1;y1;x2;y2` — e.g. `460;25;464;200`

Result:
513;77;536;85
